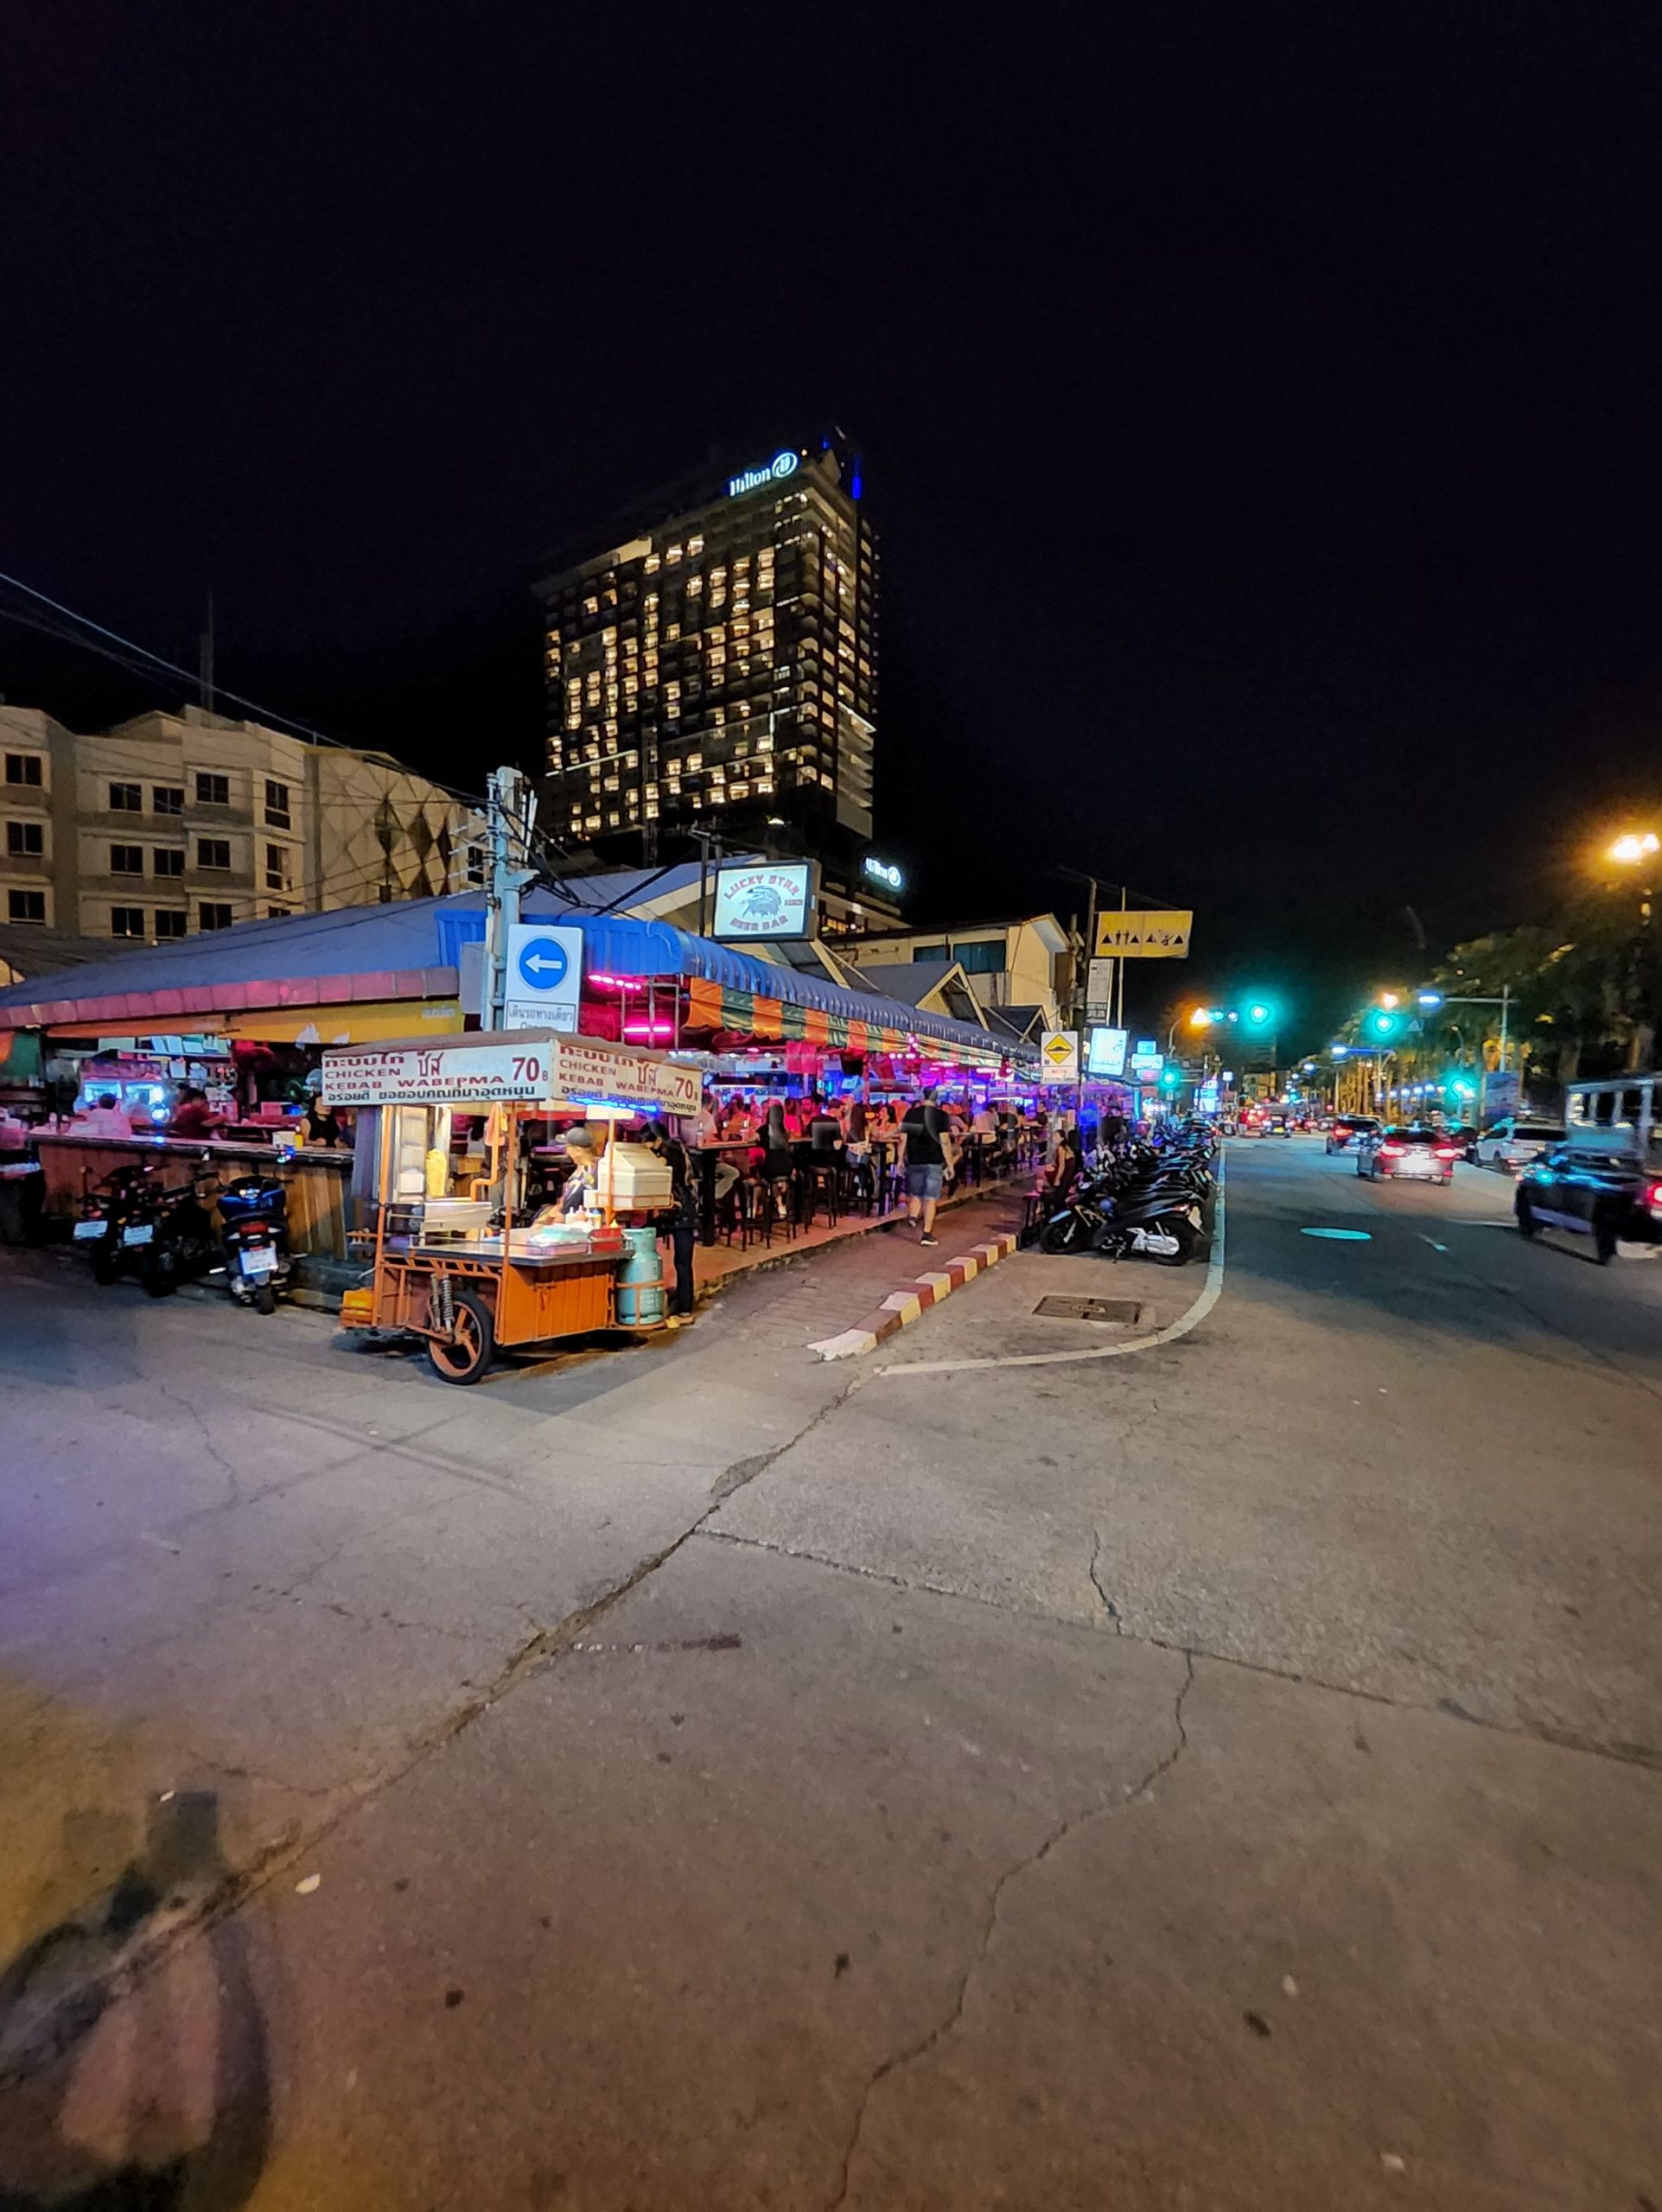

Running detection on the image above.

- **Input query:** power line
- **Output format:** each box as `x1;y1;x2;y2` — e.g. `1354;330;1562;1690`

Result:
0;565;616;896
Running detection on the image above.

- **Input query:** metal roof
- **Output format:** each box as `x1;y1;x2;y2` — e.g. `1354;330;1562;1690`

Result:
0;880;1035;1064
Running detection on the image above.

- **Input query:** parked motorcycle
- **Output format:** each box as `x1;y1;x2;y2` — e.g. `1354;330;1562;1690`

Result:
217;1173;292;1313
1038;1137;1211;1266
140;1174;220;1298
73;1163;163;1285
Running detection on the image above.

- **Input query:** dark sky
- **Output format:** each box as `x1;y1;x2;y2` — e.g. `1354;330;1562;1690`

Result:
6;3;1662;1044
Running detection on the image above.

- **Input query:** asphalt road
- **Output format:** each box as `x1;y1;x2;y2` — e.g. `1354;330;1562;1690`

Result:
2;1141;1658;2210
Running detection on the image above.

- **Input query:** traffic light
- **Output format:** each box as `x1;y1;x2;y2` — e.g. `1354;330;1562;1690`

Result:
1243;1001;1277;1029
1158;1065;1181;1091
1366;1007;1403;1042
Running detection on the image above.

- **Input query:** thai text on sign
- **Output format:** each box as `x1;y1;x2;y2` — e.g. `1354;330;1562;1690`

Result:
321;1037;701;1115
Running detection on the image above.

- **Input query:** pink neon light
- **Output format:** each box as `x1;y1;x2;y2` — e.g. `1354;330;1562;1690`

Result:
623;1021;677;1039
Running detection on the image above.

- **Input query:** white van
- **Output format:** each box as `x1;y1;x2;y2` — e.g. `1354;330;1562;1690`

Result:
1474;1116;1566;1171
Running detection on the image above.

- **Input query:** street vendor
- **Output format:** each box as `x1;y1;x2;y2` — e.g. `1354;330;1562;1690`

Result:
556;1135;602;1216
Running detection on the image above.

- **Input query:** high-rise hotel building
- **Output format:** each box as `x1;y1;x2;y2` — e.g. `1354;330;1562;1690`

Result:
535;438;877;868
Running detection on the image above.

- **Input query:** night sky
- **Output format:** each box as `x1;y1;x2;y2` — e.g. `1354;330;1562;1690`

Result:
7;5;1662;1045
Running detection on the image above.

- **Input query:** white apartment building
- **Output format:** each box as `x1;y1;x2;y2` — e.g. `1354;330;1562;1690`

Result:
0;703;484;943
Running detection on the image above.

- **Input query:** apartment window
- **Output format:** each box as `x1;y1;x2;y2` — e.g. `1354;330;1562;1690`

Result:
264;842;288;891
110;844;144;875
198;902;233;931
9;889;46;922
154;910;188;939
953;941;1007;975
153;848;185;878
153;785;184;816
264;779;290;827
6;821;43;857
194;772;230;805
111;906;146;939
197;837;232;870
5;753;43;787
109;781;143;812
266;906;292;919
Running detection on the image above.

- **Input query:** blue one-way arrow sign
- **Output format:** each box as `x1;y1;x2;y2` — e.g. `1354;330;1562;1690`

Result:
502;921;584;1033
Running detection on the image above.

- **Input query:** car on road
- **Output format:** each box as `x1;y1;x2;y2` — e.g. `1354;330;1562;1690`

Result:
1474;1116;1566;1172
1355;1125;1461;1184
1325;1114;1381;1154
1514;1075;1662;1261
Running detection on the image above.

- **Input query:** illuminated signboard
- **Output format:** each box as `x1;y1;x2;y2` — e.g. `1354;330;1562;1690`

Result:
1085;1026;1129;1078
726;449;800;499
710;861;818;941
862;855;903;891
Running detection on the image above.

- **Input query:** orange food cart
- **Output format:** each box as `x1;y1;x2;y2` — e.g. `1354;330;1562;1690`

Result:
322;1029;700;1383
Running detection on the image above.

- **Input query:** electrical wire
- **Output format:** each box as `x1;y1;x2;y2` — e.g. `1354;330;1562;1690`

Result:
2;569;639;911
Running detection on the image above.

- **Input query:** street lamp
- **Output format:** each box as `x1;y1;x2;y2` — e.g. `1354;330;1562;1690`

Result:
1610;831;1659;866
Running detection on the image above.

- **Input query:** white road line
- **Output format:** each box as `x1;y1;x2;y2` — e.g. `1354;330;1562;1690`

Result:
876;1159;1228;1377
1420;1236;1449;1252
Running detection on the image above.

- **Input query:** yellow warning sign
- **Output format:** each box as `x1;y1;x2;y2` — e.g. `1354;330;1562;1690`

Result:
1093;909;1193;958
1040;1029;1079;1084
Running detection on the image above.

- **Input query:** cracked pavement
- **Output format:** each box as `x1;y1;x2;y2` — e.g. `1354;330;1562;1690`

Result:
2;1148;1660;2208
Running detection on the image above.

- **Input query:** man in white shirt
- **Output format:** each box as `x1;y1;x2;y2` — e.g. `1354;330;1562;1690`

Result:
74;1093;135;1139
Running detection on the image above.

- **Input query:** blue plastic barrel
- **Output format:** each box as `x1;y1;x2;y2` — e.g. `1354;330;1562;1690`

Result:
615;1224;665;1328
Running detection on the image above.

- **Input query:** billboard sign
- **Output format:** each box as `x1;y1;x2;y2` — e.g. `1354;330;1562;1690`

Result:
1085;1025;1128;1078
1093;910;1193;959
711;861;817;941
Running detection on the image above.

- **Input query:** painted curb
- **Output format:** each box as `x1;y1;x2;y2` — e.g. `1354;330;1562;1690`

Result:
808;1232;1019;1360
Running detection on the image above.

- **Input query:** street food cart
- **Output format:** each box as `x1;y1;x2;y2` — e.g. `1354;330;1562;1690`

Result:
322;1029;698;1382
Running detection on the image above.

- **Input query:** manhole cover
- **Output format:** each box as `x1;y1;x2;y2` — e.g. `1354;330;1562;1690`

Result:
1033;1296;1143;1325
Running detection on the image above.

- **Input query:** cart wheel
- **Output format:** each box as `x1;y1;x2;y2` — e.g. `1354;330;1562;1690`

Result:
428;1287;494;1384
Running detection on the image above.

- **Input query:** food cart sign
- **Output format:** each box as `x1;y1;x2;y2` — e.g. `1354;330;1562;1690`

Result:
321;1037;701;1116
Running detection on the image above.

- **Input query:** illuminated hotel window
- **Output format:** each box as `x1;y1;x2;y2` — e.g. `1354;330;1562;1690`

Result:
687;536;704;555
644;555;660;574
666;544;682;563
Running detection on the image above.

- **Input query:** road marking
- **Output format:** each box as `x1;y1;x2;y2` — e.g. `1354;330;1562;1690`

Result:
1301;1228;1371;1242
875;1161;1227;1376
1420;1236;1449;1253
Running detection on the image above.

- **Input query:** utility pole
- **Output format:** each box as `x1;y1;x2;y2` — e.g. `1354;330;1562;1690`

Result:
198;588;215;714
691;826;724;938
482;766;538;1032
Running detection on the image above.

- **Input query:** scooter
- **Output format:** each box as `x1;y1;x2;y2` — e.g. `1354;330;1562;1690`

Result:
73;1163;163;1285
1039;1171;1203;1265
140;1175;220;1298
217;1173;292;1313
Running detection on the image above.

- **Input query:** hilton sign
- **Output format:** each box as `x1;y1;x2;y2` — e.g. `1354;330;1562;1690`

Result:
727;449;800;499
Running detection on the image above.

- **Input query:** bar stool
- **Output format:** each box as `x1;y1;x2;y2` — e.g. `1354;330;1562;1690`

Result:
803;1157;842;1227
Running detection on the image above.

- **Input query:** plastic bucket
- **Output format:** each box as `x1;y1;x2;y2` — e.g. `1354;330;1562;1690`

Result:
615;1224;665;1328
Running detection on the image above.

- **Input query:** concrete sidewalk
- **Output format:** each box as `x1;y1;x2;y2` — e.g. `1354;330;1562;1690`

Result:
0;1193;1025;2045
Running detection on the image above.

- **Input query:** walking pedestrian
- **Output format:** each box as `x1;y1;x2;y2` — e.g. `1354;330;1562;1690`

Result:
898;1085;950;1246
650;1122;700;1320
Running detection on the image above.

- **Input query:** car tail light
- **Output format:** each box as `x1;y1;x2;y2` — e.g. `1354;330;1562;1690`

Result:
1380;1142;1404;1158
1648;1183;1662;1209
1435;1147;1458;1160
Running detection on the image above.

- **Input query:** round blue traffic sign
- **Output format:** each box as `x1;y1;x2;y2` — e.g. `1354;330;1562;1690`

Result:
517;936;570;991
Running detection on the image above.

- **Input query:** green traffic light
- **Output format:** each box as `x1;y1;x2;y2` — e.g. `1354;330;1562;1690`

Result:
1244;1001;1275;1027
1367;1009;1401;1040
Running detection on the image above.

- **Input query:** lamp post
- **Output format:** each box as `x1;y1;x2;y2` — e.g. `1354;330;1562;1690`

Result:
1412;988;1512;1123
1608;832;1659;1068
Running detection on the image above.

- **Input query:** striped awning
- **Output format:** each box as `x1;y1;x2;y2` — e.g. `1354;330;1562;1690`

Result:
685;977;1008;1068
